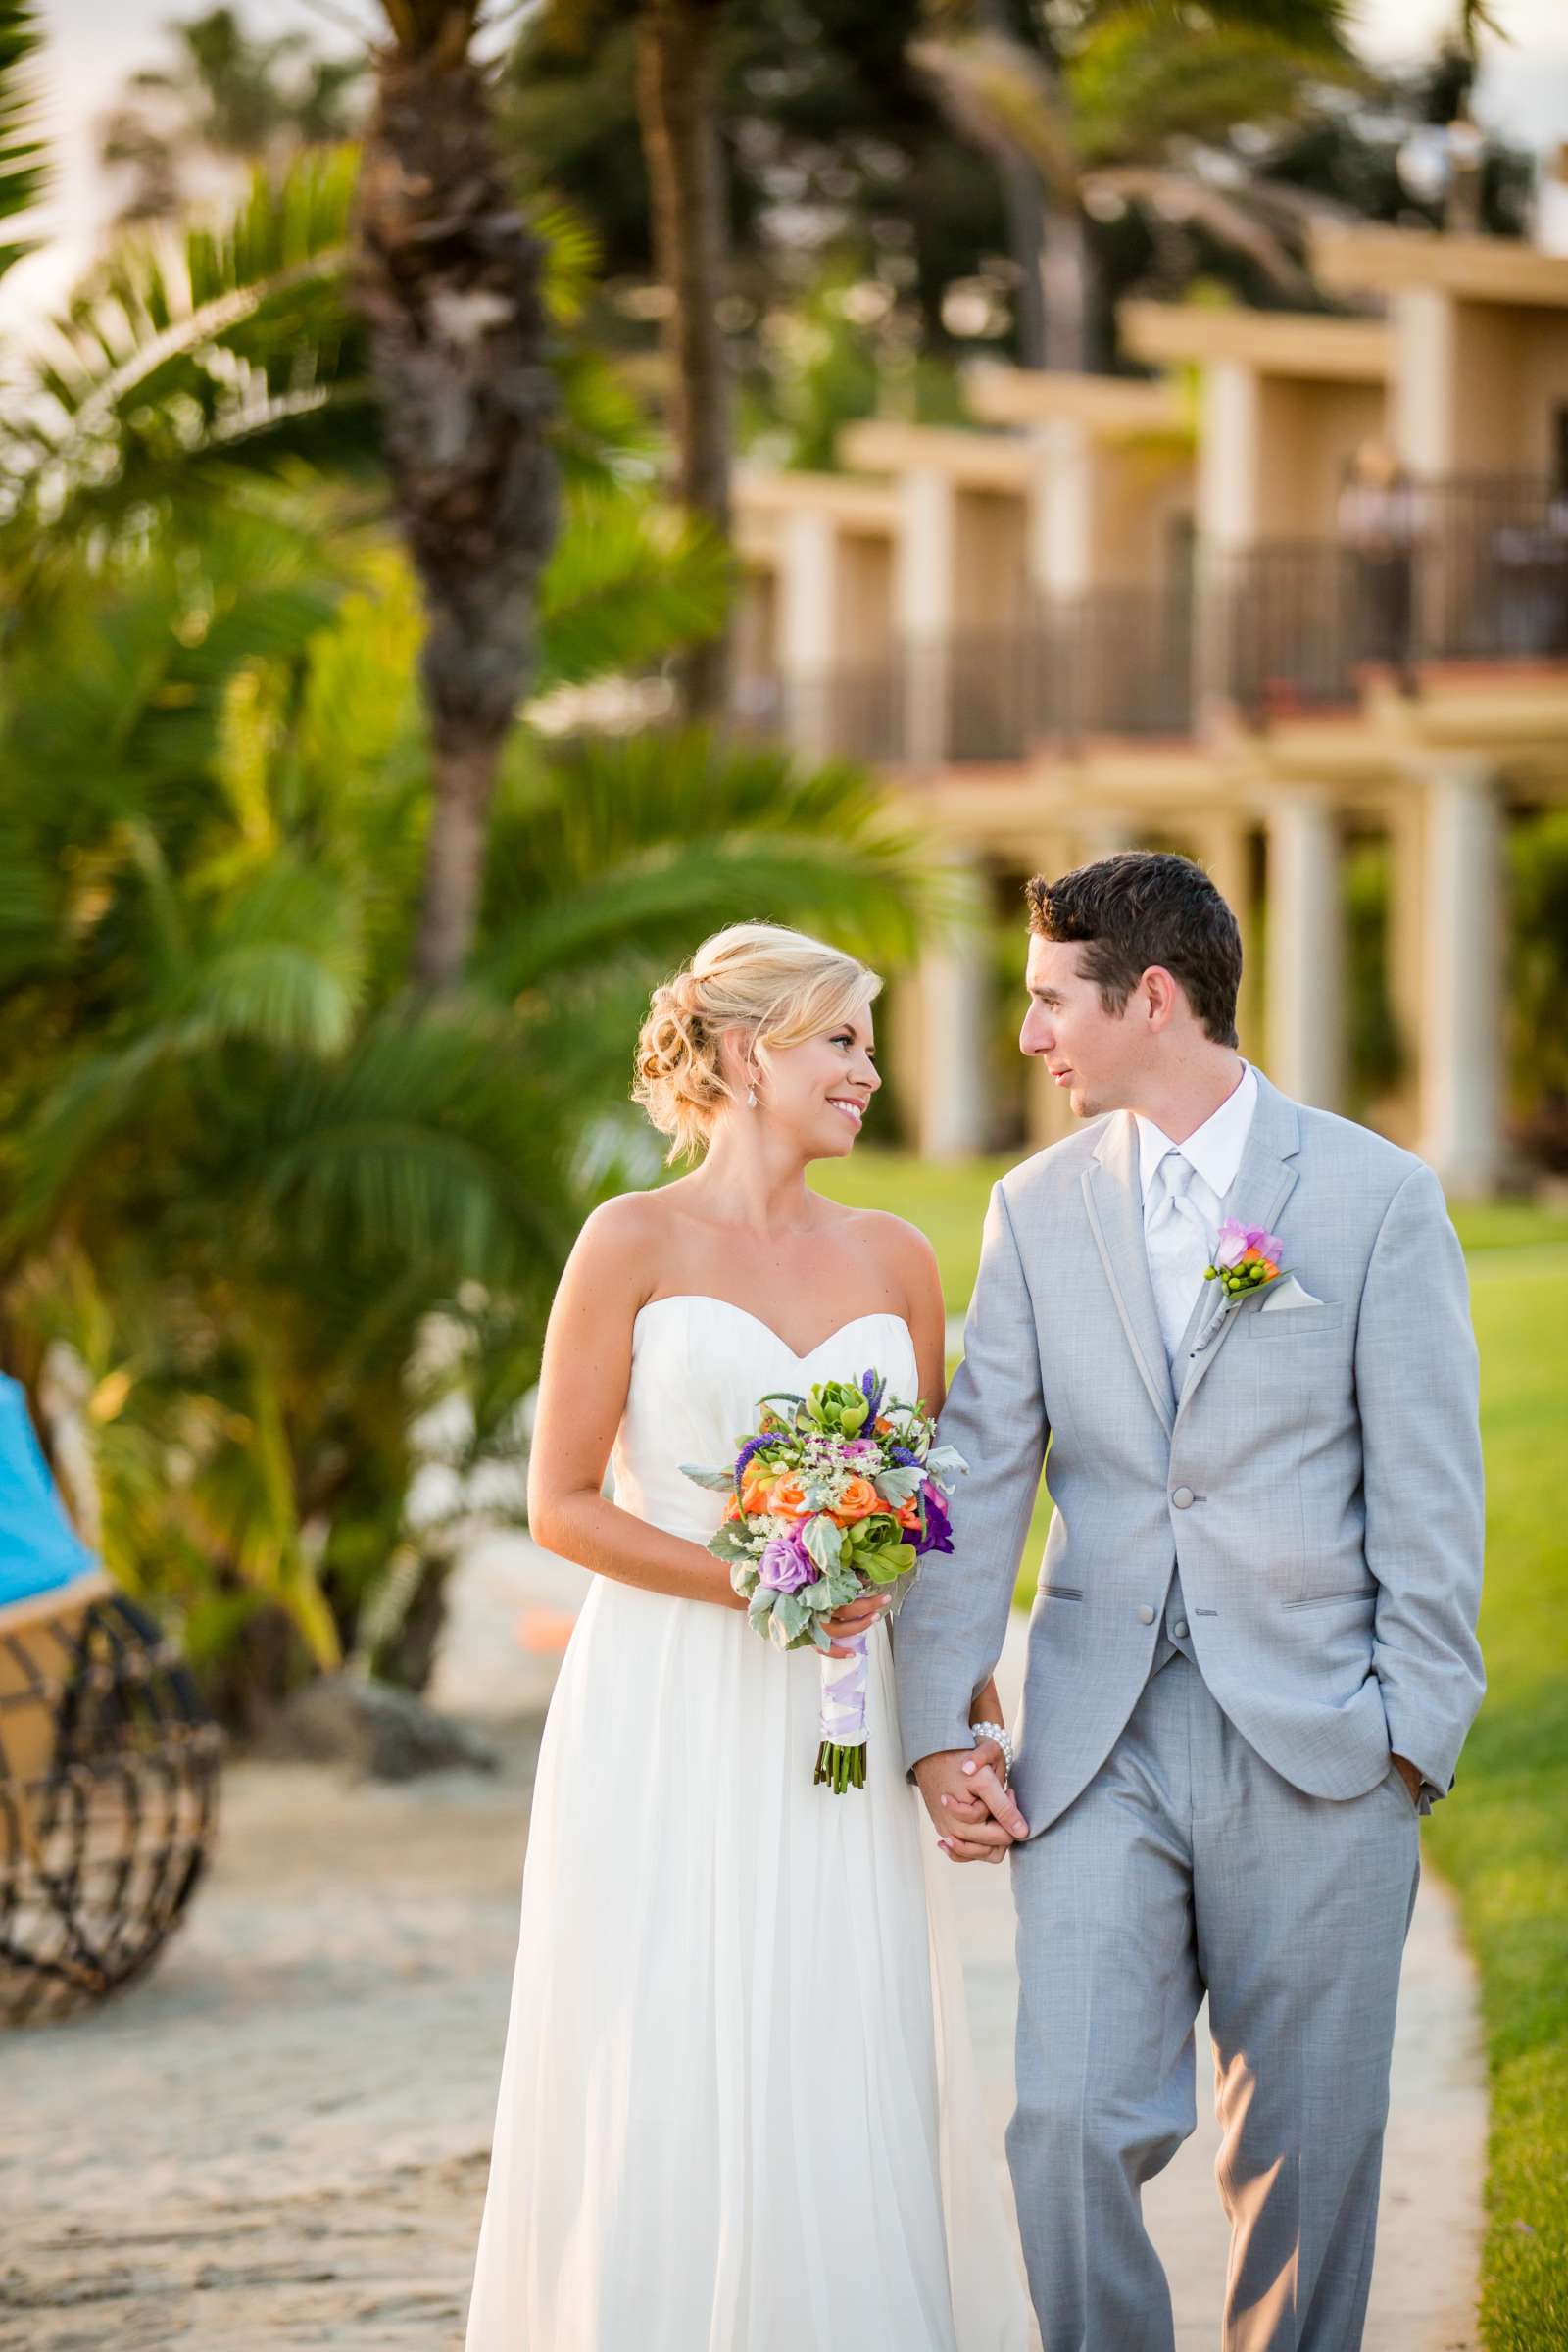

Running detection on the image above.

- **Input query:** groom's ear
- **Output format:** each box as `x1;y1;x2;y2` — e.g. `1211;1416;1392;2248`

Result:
1139;966;1183;1031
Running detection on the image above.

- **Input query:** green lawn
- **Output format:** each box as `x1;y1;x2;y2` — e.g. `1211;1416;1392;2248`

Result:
814;1150;1568;2349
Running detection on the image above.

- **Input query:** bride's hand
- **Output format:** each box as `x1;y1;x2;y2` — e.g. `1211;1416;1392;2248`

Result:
822;1592;891;1659
913;1740;1028;1861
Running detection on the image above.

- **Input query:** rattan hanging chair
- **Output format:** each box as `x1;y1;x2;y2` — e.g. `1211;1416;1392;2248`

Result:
0;1384;221;2026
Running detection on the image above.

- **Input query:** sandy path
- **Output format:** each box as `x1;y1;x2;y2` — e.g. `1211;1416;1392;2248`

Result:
3;1727;543;2351
4;1546;1486;2350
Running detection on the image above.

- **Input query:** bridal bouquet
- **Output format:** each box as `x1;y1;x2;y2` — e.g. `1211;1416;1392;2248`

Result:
683;1370;966;1793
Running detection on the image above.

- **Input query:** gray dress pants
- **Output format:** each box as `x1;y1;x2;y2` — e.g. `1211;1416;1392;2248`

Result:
1007;1648;1421;2351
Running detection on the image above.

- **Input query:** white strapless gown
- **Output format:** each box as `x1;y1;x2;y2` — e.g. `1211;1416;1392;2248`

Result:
464;1294;1033;2351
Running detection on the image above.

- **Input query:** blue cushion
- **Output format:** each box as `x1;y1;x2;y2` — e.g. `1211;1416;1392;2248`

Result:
0;1376;100;1607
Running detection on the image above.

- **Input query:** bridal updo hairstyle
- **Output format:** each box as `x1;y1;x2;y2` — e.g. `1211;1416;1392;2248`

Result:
633;923;880;1164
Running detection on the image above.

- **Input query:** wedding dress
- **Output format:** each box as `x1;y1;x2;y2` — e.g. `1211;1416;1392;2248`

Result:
464;1292;1033;2351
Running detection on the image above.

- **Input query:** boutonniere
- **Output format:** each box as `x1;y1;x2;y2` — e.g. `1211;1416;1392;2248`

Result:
1202;1217;1289;1307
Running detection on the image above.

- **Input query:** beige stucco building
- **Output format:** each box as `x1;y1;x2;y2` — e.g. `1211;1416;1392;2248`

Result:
732;223;1568;1195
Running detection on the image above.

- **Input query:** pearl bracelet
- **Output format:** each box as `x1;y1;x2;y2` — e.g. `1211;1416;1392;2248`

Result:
970;1720;1014;1784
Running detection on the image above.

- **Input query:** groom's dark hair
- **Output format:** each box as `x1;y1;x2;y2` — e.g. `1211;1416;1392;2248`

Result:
1025;851;1242;1048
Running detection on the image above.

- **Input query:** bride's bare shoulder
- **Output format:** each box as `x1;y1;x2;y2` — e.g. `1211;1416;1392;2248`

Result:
569;1187;687;1291
823;1202;943;1310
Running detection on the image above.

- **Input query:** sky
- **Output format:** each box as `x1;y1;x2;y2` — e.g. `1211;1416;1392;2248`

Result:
12;0;1568;332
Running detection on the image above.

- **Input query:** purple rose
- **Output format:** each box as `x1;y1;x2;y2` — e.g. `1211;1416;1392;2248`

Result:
760;1525;818;1595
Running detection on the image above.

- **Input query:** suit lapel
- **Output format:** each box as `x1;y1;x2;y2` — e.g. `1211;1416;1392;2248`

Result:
1082;1112;1176;1438
1175;1072;1303;1418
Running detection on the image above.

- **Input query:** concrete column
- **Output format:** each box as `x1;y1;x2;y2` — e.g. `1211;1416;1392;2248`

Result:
898;470;956;765
1265;794;1345;1110
778;511;840;764
1199;361;1263;551
1021;829;1079;1153
1073;819;1137;866
1028;421;1094;601
915;858;992;1159
1200;813;1262;1063
1417;764;1505;1196
1390;289;1459;474
1382;790;1426;1147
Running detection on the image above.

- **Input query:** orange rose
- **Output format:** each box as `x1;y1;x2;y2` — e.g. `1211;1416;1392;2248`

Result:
832;1475;879;1524
741;1467;776;1513
896;1498;922;1530
721;1492;744;1522
770;1475;811;1518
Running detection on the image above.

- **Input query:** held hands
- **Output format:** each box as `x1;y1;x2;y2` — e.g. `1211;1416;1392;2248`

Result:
914;1740;1029;1864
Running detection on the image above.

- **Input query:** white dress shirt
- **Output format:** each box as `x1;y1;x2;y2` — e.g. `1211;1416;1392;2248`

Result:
1136;1062;1258;1366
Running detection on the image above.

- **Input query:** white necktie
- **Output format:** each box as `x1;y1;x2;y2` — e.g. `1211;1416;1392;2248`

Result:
1146;1151;1211;1365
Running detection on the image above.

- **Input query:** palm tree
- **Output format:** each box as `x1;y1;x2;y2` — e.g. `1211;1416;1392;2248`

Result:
0;503;948;1721
354;3;560;992
634;0;733;722
914;0;1361;372
6;120;644;999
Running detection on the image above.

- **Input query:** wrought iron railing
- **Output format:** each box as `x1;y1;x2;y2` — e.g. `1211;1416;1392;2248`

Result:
1415;474;1568;662
735;473;1568;762
1211;474;1568;720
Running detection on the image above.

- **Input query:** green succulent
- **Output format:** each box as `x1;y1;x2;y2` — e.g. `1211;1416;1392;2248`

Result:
805;1379;871;1436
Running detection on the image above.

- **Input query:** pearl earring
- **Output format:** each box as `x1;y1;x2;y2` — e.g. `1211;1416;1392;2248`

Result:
745;1083;759;1108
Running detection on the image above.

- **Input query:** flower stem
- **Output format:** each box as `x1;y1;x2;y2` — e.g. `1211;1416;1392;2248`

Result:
814;1739;867;1792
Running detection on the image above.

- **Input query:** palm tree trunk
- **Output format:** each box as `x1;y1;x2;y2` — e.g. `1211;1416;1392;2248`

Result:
974;0;1047;369
354;24;558;990
636;0;732;724
1041;200;1093;373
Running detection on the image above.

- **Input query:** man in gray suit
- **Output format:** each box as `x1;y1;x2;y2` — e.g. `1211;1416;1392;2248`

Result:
896;851;1485;2352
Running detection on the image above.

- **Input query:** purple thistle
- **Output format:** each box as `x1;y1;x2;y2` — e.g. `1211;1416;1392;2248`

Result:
731;1432;776;1493
887;1443;919;1468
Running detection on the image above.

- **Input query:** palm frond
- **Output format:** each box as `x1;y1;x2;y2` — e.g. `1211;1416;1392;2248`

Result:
1068;18;1363;167
534;492;732;692
255;999;573;1288
1132;0;1357;67
1084;166;1310;290
0;146;366;556
0;0;46;278
479;729;959;1003
910;34;1082;202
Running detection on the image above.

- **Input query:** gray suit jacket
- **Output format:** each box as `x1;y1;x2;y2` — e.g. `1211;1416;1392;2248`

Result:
895;1070;1486;1837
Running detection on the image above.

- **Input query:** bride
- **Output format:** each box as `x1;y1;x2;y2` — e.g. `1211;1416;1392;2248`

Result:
464;922;1033;2351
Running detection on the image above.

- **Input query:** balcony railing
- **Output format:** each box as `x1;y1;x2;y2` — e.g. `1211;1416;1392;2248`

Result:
735;474;1568;765
1212;474;1568;721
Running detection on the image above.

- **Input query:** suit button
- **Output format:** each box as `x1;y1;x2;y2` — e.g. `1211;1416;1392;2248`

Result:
1173;1619;1189;1640
1137;1604;1156;1625
1171;1486;1195;1509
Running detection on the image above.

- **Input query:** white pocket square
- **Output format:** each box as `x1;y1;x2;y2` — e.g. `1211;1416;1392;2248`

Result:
1259;1274;1326;1312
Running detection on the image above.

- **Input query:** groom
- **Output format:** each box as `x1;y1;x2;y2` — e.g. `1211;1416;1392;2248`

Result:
896;851;1485;2352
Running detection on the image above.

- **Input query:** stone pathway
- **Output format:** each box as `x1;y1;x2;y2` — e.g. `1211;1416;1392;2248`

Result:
2;1540;1486;2349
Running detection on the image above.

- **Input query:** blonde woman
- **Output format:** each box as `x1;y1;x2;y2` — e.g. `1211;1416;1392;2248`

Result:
464;923;1033;2351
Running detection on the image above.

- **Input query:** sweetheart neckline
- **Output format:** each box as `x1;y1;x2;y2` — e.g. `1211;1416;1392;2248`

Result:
632;1293;914;1364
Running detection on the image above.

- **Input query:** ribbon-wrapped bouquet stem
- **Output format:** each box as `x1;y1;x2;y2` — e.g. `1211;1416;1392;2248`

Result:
683;1371;966;1792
